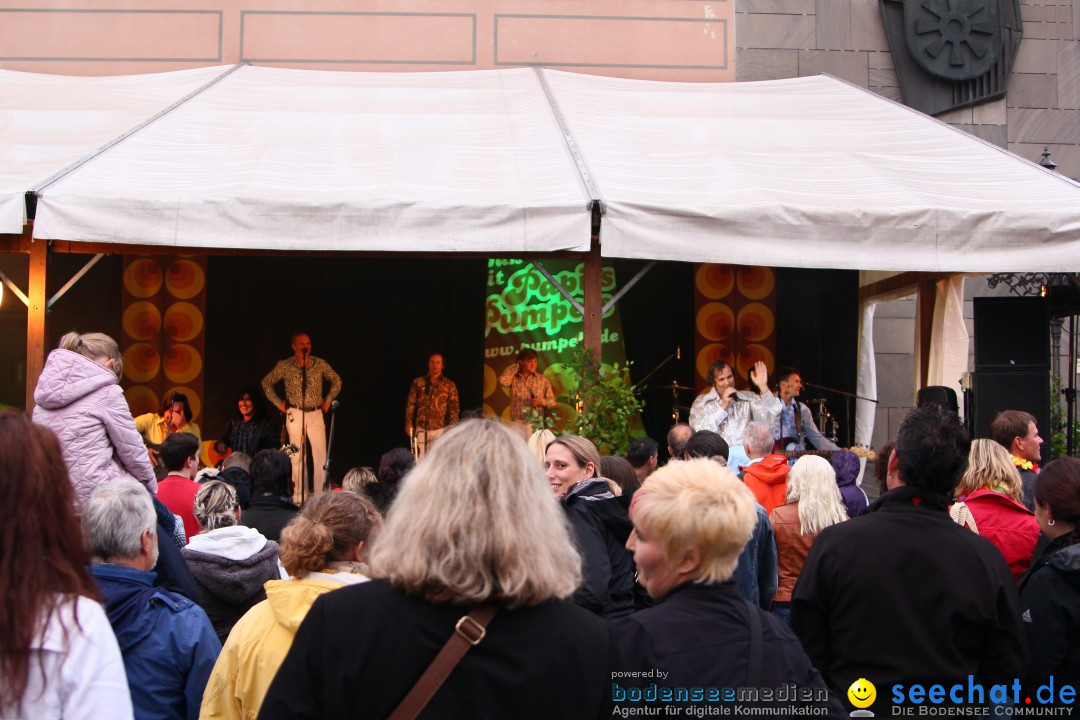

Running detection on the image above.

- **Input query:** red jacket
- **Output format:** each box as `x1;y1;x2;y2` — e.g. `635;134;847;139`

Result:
957;489;1040;582
742;454;791;515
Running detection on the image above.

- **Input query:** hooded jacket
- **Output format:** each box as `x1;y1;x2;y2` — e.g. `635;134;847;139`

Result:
32;348;157;508
181;526;282;644
563;478;636;618
89;564;220;720
741;454;791;515
199;571;367;720
831;450;869;519
1020;536;1080;690
956;489;1040;582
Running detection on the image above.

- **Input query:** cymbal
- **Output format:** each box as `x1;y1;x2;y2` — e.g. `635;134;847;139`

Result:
656;383;695;391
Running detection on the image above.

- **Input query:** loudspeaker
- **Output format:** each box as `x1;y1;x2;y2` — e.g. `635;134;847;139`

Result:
971;370;1051;464
917;386;959;414
974;297;1050;370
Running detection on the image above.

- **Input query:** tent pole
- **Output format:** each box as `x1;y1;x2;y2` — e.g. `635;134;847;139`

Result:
25;238;47;412
583;203;602;362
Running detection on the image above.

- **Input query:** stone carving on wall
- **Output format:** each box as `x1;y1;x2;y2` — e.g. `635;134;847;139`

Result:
881;0;1022;115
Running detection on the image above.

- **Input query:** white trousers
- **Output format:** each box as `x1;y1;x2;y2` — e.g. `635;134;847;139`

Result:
411;426;445;460
286;408;326;500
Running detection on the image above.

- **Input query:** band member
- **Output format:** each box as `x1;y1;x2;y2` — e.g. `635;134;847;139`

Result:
404;353;460;459
689;359;779;470
261;332;342;498
135;392;202;471
499;348;556;427
774;367;839;453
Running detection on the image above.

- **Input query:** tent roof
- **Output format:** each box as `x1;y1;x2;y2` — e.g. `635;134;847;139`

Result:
31;66;593;254
6;66;1080;270
0;66;233;234
543;71;1080;272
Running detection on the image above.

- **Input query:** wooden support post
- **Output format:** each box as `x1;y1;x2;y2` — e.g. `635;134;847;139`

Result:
25;239;48;412
915;279;937;391
583;213;603;362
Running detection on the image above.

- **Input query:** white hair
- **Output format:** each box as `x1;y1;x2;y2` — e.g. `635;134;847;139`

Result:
83;479;156;560
743;421;774;457
785;455;848;535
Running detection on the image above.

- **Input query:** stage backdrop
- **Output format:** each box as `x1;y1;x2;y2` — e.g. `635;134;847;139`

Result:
483;258;632;432
120;255;207;428
693;265;778;393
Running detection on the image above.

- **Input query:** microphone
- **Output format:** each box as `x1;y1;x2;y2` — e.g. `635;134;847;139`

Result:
331;400;339;410
302;347;309;356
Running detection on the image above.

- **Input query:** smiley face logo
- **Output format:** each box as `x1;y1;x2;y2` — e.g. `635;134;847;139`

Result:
847;678;876;709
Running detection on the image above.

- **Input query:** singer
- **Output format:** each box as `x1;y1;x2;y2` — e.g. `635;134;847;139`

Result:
689;359;780;470
404;353;460;459
499;347;556;428
261;332;342;499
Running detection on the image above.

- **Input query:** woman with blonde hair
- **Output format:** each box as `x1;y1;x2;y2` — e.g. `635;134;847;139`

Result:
200;491;381;719
768;455;848;624
546;434;636;617
32;331;157;508
951;438;1040;581
260;420;611;719
614;459;836;712
182;481;282;644
340;466;377;493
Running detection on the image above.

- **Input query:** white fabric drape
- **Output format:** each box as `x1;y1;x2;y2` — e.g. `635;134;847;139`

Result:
855;302;878;447
926;276;969;416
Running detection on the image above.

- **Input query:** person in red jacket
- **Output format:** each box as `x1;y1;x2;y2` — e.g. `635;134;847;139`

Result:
739;421;791;514
951;438;1040;582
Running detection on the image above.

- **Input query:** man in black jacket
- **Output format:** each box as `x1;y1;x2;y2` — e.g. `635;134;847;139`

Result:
791;406;1027;713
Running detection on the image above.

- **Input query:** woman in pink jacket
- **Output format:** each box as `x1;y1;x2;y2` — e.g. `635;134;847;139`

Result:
32;331;157;509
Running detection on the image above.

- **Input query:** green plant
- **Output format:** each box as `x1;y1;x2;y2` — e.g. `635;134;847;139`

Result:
567;346;643;456
1050;374;1080;458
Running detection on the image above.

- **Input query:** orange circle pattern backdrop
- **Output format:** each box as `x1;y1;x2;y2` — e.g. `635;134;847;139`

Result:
693;265;777;393
121;256;207;422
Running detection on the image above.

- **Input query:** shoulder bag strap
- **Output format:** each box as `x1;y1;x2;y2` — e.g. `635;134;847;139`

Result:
387;604;499;720
744;599;763;687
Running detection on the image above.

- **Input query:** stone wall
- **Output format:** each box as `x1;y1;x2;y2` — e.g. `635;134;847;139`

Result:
735;0;1080;178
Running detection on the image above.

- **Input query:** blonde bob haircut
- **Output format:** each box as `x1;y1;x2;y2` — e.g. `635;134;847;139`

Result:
279;491;382;577
341;466;377;493
630;458;757;585
368;419;582;608
956;438;1024;502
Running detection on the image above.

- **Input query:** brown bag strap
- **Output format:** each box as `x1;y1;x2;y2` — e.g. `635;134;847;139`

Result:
387;604;499;720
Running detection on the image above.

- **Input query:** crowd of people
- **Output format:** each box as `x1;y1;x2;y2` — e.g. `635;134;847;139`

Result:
2;331;1078;719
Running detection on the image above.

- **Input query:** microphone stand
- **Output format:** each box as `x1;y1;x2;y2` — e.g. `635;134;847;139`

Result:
634;346;682;389
803;382;878;448
323;400;339;488
299;351;308;505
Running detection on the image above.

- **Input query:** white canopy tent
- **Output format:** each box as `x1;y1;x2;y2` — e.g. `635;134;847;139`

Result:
29;66;594;254
0;65;233;234
5;65;1077;271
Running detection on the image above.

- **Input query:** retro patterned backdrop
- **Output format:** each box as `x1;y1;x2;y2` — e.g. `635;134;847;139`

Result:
693;264;777;393
120;256;207;426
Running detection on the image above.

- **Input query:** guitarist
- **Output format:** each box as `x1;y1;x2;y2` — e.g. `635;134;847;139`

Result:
774;367;839;454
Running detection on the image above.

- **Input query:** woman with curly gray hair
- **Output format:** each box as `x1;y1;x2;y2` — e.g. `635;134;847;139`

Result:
181;480;282;643
260;419;612;719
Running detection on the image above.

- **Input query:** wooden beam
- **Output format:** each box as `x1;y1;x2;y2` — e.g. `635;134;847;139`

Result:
915;279;937;390
25;239;47;412
858;271;952;303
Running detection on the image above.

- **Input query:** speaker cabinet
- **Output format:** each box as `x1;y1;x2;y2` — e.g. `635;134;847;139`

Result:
971;371;1051;465
974;297;1050;370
